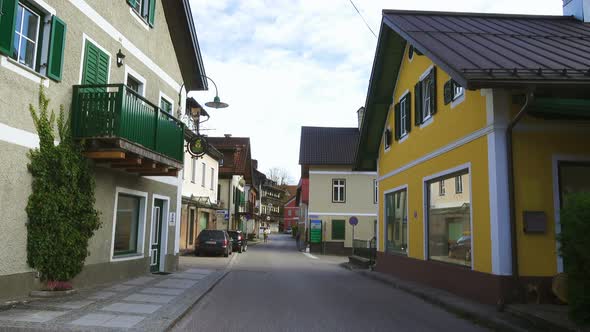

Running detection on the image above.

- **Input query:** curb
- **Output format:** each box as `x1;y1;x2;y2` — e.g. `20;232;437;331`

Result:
354;269;531;332
165;249;239;331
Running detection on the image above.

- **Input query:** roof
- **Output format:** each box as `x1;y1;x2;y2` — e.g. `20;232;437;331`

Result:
162;0;208;91
208;137;253;181
382;10;590;89
299;127;360;165
284;185;298;198
355;10;590;171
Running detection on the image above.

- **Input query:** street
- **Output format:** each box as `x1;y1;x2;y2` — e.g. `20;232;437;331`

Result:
172;234;488;332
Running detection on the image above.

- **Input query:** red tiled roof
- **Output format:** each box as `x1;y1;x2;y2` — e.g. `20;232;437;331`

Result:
208;137;253;181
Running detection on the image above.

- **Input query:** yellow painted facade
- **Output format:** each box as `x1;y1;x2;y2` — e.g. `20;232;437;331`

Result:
376;43;590;277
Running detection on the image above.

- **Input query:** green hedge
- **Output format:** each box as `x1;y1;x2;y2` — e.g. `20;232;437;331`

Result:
26;86;101;283
559;192;590;326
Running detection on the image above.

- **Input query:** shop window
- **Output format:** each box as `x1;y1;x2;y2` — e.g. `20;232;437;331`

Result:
427;170;471;267
385;188;408;255
114;194;141;255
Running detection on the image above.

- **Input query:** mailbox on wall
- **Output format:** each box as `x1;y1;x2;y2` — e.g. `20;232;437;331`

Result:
523;211;547;234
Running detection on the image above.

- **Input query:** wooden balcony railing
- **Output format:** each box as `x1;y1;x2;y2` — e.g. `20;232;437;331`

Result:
71;84;184;162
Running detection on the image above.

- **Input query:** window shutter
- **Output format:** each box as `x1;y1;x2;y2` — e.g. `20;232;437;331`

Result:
394;103;401;141
414;82;422;125
430;67;437;114
444;79;453;105
148;0;156;27
405;93;412;133
47;16;67;82
127;0;137;8
0;0;18;56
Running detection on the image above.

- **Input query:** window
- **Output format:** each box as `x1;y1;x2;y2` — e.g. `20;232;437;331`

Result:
331;220;345;240
210;167;215;190
332;179;346;203
428;170;471;267
439;180;446;196
455;176;463;194
191;158;196;183
201;163;206;187
444;79;464;105
160;97;172;114
288;210;292;217
394;94;411;140
128;0;156;27
384;128;392;150
114;194;140;255
12;3;40;70
126;75;143;95
219;159;224;166
373;179;378;204
385;188;408;255
414;67;437;125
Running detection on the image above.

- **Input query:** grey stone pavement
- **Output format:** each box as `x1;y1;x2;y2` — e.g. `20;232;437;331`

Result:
171;234;491;332
0;253;235;332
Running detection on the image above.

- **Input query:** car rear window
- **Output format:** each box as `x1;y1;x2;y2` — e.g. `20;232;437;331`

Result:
199;230;225;239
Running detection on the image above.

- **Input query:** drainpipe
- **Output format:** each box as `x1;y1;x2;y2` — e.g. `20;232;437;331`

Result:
506;91;534;302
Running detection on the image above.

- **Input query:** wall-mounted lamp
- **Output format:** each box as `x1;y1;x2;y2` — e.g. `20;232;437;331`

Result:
116;49;126;67
201;75;229;109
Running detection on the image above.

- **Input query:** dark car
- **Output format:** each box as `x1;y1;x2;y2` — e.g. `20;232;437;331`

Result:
227;230;247;253
195;230;232;257
448;235;471;262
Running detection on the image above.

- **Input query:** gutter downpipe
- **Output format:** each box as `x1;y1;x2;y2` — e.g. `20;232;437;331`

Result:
506;91;534;302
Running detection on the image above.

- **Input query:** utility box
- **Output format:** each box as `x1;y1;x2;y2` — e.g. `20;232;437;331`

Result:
523;211;547;234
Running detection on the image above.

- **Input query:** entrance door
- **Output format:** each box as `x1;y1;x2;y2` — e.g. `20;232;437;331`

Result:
150;199;164;273
199;212;209;233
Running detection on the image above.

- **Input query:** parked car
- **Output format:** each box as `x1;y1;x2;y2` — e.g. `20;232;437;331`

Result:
227;230;247;253
195;230;233;257
448;235;471;262
285;228;292;234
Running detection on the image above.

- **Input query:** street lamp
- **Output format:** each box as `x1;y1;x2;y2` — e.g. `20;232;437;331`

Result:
201;75;229;109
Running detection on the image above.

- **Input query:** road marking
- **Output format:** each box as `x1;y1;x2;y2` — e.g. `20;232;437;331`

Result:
302;252;319;260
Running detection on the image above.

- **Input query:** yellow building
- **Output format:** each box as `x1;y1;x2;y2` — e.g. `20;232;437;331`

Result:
355;9;590;304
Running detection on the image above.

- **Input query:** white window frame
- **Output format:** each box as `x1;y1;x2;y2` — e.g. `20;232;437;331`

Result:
332;179;346;203
124;64;146;96
158;91;174;114
422;75;433;122
191;157;196;183
110;187;148;261
149;194;170;272
455;175;463;194
201;162;206;187
210;167;215;190
439;180;446;196
373;179;378;204
13;2;41;70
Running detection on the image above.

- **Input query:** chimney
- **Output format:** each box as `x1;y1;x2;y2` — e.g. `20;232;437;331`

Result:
357;106;365;129
252;159;258;170
224;134;232;138
563;0;590;22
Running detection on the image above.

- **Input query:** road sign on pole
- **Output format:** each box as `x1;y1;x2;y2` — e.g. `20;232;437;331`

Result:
350;216;358;256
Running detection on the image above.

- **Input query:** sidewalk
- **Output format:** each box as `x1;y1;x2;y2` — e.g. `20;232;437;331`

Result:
0;258;235;331
348;267;535;332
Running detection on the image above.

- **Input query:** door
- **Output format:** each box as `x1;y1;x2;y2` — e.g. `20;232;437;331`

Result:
150;199;164;273
199;212;209;233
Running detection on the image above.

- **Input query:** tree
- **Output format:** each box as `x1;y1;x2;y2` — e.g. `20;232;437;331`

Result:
267;167;293;186
26;86;101;288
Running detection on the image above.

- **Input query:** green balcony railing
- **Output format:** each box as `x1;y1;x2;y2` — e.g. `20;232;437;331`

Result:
71;84;185;162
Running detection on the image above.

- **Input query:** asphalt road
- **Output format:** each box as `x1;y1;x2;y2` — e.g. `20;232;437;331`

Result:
172;234;488;332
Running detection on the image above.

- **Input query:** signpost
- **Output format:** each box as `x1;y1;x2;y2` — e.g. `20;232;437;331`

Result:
349;216;358;256
310;219;322;244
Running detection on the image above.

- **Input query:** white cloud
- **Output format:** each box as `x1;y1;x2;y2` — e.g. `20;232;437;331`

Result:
188;0;562;183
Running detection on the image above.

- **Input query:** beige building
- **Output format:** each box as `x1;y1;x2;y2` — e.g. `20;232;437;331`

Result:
0;0;207;299
299;126;378;255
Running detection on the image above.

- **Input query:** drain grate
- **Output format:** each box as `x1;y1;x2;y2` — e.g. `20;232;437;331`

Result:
152;272;172;275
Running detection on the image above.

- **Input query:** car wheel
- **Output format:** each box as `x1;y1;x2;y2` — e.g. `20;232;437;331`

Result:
238;247;242;253
224;249;229;257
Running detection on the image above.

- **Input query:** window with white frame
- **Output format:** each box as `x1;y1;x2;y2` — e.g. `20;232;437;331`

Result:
400;97;408;136
201;163;206;187
415;67;437;125
332;179;346;203
444;79;465;105
113;194;141;256
210;167;215;190
455;175;463;194
439;180;446;196
160;97;172;114
126;74;144;96
422;75;433;120
394;93;411;140
12;3;40;70
191;158;196;183
373;179;378;204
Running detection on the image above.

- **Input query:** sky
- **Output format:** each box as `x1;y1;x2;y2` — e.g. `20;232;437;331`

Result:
188;0;562;184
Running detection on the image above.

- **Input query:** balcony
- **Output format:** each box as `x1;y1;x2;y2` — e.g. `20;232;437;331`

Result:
72;84;184;176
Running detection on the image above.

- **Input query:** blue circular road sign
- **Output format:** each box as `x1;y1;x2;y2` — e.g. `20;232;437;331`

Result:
349;216;358;226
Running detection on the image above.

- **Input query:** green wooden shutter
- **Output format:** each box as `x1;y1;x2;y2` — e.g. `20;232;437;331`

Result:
331;220;345;240
0;0;18;56
444;79;453;105
394;103;401;140
127;0;137;8
47;16;67;82
148;0;156;27
82;42;109;88
430;67;437;114
405;93;412;133
414;82;422;125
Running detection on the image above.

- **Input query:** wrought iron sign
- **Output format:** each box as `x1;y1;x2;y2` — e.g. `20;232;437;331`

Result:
187;135;209;158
